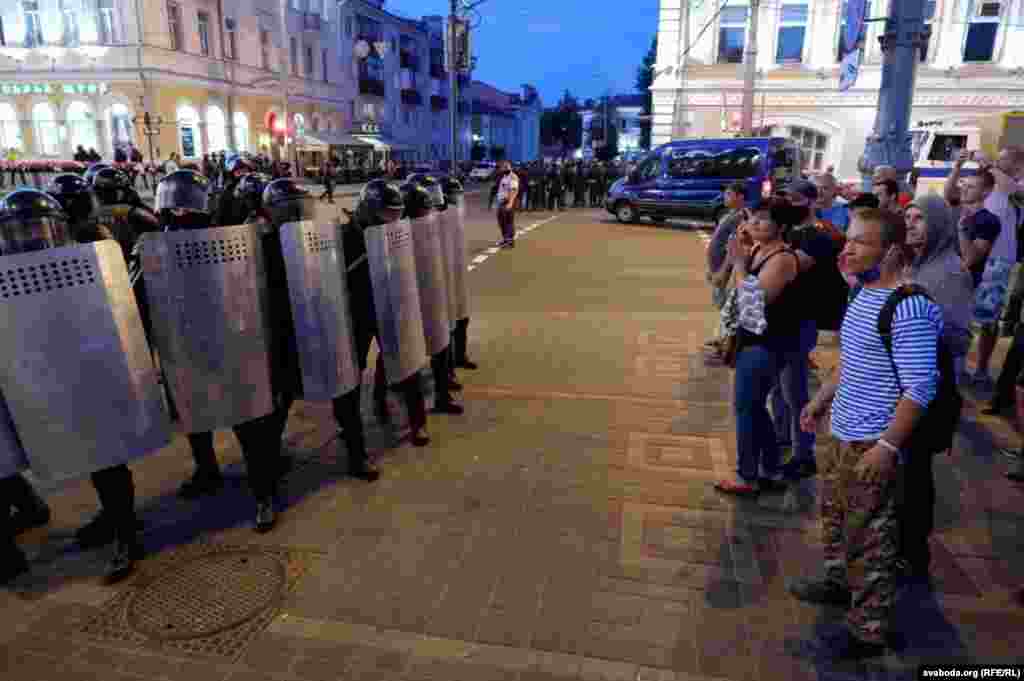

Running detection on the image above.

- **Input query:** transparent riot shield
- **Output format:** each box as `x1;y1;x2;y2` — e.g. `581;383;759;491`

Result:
409;213;450;355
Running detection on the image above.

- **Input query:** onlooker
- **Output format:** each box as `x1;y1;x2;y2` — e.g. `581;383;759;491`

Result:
706;181;748;310
495;160;519;248
319;159;335;204
164;153;180;175
774;180;840;479
873;179;902;213
874;165;912;208
969;147;1024;388
957;171;1001;289
795;208;942;659
714;198;800;496
814;173;851;233
905;195;974;379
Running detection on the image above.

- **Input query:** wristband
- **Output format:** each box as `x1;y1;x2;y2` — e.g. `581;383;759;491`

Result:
877;438;900;454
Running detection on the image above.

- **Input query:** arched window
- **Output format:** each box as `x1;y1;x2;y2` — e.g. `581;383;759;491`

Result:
177;104;201;158
32;102;59;156
206;105;227;153
0;103;23;151
107;103;133;152
233;111;250;153
66;101;98;153
788;125;829;172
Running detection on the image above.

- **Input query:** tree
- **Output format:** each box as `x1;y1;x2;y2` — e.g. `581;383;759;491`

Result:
636;35;657;150
540;91;583;158
592;106;619;162
471;144;487;161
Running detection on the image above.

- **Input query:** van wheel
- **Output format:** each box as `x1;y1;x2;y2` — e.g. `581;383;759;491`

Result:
649;216;666;223
615;201;637;224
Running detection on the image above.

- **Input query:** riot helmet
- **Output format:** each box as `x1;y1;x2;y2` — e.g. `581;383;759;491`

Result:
406;174;445;210
155;170;213;231
234;173;271;222
46;173;101;225
89;165;133;205
262;178;315;225
225;154;254;177
83;162;113;185
399;181;434;220
0;189;73;255
354;179;404;228
437;175;463;211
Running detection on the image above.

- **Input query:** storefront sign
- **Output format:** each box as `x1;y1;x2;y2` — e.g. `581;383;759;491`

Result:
181;127;196;158
0;82;110;96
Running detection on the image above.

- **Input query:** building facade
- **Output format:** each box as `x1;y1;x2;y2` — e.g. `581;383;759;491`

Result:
652;0;1024;180
467;81;542;163
0;0;507;165
579;93;645;160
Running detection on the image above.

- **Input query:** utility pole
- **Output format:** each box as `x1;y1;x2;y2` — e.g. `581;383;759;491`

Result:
740;0;760;136
449;0;459;172
859;0;926;190
670;0;691;139
280;0;290;165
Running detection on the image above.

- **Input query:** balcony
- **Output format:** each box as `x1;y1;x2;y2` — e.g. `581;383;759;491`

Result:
359;77;385;97
401;89;423;106
430;95;448;111
430;63;445;80
303;13;321;32
400;51;419;71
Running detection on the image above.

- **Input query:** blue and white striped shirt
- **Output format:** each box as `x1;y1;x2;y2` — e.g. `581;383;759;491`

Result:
830;287;944;442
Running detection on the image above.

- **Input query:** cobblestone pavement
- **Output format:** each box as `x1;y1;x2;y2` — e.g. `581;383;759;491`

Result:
2;201;1022;681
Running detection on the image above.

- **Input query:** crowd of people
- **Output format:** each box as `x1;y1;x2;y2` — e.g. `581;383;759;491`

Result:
701;147;1024;660
0;158;476;590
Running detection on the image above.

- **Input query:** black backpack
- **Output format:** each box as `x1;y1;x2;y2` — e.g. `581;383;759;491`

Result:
875;284;963;455
792;225;848;331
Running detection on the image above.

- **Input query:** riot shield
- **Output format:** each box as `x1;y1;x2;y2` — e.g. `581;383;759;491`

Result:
364;219;428;384
439;200;470;322
0;241;170;484
409;213;450;355
140;224;276;433
0;391;29;479
279;220;360;401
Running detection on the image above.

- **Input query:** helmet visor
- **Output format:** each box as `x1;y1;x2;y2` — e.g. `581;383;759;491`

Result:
0;215;72;255
155;177;211;214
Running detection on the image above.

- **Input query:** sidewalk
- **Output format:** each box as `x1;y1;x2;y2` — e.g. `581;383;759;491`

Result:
1;208;1022;681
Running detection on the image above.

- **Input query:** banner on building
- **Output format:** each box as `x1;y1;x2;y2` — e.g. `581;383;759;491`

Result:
839;0;868;92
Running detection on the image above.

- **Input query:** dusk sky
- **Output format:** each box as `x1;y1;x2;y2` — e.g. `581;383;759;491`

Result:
389;0;661;106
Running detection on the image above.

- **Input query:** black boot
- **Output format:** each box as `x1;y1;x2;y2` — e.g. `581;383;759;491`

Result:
431;349;464;415
453;318;478;370
0;545;29;585
178;432;225;499
333;389;380;482
105;535;144;584
5;474;50;535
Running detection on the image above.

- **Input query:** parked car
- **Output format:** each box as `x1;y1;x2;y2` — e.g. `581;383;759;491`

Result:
469;162;497;182
605;137;801;225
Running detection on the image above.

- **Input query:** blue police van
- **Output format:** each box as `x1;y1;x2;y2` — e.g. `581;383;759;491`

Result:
605;137;801;224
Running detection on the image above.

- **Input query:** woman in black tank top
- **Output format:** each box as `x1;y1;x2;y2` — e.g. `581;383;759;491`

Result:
715;199;801;497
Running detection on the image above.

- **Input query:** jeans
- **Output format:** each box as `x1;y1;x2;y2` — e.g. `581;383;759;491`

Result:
770;320;818;462
497;207;515;242
734;343;785;482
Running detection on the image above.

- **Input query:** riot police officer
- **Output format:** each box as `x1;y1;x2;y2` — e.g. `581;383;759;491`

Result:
438;174;478;373
353;180;431;447
404;176;463;416
153;170;288;531
46;173;109;243
213;155;255;227
0;189;143;583
547;163;564;212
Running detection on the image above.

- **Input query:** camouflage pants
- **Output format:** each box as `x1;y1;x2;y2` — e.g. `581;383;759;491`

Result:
820;438;901;644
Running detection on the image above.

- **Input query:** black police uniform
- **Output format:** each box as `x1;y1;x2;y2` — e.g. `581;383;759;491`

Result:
0;189;141;584
437;175;477;373
353;180;430;447
547;166;563;211
154;171;287;532
403;178;463;416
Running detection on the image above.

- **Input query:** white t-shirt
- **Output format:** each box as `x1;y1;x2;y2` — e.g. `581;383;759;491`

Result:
497;172;519;205
984;178;1024;262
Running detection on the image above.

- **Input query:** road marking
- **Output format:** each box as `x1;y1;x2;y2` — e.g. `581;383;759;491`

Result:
464;215;560;273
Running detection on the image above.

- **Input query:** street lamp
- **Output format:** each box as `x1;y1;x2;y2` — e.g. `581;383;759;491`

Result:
132;102;165;164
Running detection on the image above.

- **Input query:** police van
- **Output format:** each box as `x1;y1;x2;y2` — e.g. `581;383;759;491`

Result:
911;111;1024;196
605;137;800;224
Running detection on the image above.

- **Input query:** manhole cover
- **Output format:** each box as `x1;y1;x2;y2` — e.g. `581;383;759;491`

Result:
125;551;286;640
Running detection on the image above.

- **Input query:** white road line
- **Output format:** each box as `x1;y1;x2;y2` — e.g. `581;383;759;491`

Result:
485;247;501;255
472;255;488;264
466;215;561;272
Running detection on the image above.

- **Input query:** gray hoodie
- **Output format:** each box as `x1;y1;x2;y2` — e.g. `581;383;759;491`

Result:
906;194;974;358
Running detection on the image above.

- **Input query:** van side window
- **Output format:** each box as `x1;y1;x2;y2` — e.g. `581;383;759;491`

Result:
637;156;661;181
667;149;713;178
927;134;967;162
711;147;763;179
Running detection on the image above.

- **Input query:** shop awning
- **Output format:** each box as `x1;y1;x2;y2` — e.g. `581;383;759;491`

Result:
351;135;415;152
296;132;373;150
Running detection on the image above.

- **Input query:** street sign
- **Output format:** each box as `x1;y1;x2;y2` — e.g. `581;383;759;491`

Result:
839;48;862;92
839;0;868;92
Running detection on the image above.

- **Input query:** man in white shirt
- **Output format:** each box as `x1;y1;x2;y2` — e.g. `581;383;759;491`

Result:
495;160;519;248
969;146;1024;387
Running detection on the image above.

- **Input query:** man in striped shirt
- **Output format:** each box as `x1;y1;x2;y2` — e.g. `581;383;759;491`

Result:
792;209;943;660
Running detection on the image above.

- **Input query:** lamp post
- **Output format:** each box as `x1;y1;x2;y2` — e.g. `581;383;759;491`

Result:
132;107;165;164
448;0;486;175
